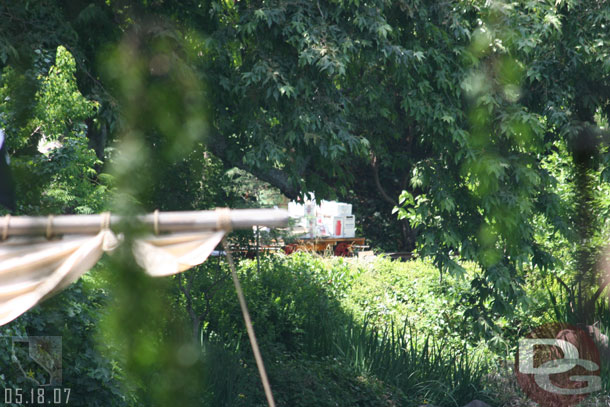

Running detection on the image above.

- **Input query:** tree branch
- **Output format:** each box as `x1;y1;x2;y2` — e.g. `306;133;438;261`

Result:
371;154;397;206
555;274;572;297
178;273;200;340
197;269;231;326
205;131;302;199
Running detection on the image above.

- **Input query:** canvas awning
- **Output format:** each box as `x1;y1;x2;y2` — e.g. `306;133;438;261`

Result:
0;208;289;325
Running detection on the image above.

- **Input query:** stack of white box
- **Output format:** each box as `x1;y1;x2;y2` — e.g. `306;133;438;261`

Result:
319;200;355;238
288;198;356;238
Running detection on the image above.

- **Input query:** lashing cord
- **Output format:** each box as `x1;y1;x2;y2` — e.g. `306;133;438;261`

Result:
222;239;276;407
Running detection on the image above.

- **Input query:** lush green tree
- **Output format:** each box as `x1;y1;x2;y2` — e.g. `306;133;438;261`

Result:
395;0;610;329
3;0;610;373
0;23;130;406
1;46;108;215
197;0;478;250
0;2;491;405
1;0;480;251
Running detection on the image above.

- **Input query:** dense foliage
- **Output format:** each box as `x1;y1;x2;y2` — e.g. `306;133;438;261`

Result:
395;0;610;328
1;0;610;405
172;253;493;406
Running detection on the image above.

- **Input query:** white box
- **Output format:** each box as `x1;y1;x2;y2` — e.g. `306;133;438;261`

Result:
322;215;345;237
320;200;338;216
315;216;330;237
343;215;355;227
321;215;333;236
343;226;356;238
337;203;352;216
320;201;352;216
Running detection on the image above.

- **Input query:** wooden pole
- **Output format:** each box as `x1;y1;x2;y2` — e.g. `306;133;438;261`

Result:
1;209;289;237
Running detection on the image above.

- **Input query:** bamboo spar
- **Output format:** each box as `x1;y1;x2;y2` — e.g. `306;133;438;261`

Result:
1;209;290;237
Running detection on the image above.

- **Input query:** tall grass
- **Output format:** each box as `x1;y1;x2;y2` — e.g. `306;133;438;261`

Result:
194;254;493;406
199;318;491;407
333;318;490;406
200;334;252;407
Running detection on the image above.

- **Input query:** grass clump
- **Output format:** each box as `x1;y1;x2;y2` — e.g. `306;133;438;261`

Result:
194;252;492;406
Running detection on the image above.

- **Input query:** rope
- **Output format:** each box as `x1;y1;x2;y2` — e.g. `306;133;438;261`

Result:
1;214;10;241
215;208;233;232
222;239;276;407
100;212;111;231
153;209;160;236
45;215;54;240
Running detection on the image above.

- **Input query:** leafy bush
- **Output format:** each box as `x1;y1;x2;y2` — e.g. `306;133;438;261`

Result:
205;253;351;355
340;257;475;339
191;253;492;406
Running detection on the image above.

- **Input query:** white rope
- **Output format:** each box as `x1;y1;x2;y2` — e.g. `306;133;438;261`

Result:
153;209;160;236
215;207;233;232
100;212;111;231
1;214;10;240
222;239;276;407
45;215;54;240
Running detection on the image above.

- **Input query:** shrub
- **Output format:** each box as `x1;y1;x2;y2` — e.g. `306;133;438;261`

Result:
193;253;493;406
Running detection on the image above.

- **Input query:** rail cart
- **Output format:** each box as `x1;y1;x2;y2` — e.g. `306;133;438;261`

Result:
282;236;367;256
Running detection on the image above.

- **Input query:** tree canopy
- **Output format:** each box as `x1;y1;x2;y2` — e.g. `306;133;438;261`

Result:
3;1;610;405
0;0;475;249
397;0;610;325
1;0;610;326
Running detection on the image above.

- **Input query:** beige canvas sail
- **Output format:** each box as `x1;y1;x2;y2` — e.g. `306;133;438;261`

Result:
0;208;287;325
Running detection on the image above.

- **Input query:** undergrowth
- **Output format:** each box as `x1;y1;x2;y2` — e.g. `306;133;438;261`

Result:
194;253;492;406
